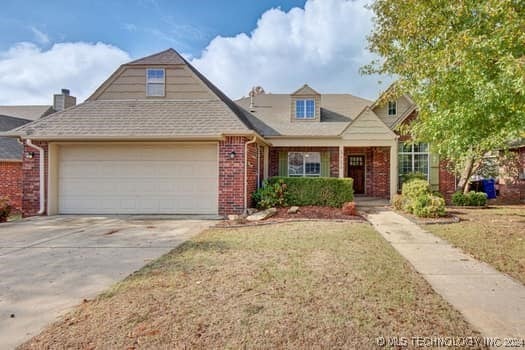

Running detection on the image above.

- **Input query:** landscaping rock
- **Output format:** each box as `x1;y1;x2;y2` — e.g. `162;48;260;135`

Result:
246;208;258;215
227;214;240;221
342;202;357;216
287;206;300;214
247;208;277;221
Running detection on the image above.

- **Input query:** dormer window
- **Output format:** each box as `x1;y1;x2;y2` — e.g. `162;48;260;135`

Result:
388;101;397;116
146;68;165;97
295;99;315;119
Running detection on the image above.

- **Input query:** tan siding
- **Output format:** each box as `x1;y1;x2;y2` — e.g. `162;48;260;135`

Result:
96;66;217;100
290;95;321;122
374;95;412;120
342;109;395;141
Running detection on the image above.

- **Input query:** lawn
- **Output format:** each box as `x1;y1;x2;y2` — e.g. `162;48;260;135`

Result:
20;222;482;349
424;205;525;285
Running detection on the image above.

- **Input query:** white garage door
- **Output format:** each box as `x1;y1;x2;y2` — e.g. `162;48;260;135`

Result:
58;144;218;214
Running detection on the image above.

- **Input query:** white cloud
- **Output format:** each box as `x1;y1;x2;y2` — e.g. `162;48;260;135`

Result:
0;42;130;105
30;27;50;45
191;0;384;100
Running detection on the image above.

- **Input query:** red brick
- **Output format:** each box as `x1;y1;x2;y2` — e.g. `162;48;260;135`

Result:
0;161;23;213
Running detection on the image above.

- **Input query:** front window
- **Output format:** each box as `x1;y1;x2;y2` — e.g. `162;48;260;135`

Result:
295;99;315;119
146;68;165;96
388;101;397;116
288;152;320;176
398;142;429;188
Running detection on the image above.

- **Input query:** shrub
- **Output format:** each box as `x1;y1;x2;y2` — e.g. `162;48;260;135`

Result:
263;177;354;207
401;171;427;184
401;179;432;213
452;191;488;207
0;197;12;223
252;179;287;209
412;195;446;218
392;194;405;211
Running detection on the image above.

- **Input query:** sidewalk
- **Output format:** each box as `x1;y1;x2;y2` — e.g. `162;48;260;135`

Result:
366;209;525;338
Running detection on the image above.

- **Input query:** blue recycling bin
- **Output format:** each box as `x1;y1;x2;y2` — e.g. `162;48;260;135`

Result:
482;179;496;199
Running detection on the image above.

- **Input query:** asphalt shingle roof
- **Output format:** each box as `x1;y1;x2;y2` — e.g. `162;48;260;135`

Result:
0;105;53;121
6;100;251;139
235;93;372;137
0;115;31;160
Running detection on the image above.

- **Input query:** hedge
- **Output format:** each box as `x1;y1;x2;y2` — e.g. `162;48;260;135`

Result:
451;191;488;207
401;178;445;218
255;177;354;208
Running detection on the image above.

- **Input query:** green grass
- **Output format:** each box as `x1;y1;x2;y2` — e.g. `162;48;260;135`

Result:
425;205;525;284
21;222;482;349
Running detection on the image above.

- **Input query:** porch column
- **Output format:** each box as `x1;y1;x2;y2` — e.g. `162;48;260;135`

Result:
389;141;399;201
339;145;344;178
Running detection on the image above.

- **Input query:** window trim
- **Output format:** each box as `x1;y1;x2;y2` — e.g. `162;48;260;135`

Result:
287;151;321;177
295;99;316;119
146;68;166;97
388;101;397;116
398;142;430;188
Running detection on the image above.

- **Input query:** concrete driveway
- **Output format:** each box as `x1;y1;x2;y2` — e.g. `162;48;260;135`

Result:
0;216;214;349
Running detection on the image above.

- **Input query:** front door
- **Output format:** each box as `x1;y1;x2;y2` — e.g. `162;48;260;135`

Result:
348;155;365;194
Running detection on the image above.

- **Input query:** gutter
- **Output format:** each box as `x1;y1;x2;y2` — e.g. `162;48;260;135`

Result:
25;139;45;215
244;136;257;214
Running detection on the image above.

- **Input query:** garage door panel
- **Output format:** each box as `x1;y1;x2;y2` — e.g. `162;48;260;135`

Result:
58;144;218;214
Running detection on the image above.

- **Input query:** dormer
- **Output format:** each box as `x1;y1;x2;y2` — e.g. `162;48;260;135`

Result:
290;84;321;122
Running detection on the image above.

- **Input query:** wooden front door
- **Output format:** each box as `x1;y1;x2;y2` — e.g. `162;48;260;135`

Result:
348;155;365;194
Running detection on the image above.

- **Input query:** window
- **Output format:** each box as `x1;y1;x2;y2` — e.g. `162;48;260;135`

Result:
295;99;315;119
388;101;397;116
398;142;429;187
146;68;165;97
288;152;321;177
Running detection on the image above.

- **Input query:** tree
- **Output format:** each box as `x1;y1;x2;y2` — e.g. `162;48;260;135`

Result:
363;0;525;192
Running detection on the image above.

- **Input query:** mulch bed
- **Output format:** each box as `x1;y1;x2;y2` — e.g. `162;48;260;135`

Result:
215;206;364;228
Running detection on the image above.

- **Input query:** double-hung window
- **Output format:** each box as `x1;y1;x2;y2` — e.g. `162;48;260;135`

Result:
388;101;397;116
295;99;315;119
288;152;321;177
146;68;165;97
398;142;429;187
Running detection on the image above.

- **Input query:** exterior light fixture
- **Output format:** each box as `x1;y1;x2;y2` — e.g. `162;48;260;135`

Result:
229;151;236;159
25;151;35;159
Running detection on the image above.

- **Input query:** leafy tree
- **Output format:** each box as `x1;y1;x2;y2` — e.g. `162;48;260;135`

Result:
363;0;525;192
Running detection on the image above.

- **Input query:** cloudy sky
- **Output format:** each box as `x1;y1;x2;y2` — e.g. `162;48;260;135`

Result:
0;0;386;105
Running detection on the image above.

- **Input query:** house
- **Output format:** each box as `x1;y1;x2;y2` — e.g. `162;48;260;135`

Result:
497;140;525;203
0;90;76;212
4;48;455;217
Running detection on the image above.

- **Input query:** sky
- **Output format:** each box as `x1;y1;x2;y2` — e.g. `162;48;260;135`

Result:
0;0;387;105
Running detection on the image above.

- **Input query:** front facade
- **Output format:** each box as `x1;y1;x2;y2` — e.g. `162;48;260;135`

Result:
5;49;455;217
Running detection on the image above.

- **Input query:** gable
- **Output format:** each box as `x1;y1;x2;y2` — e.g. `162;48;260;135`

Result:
291;84;321;96
373;94;415;128
341;107;396;141
91;65;217;101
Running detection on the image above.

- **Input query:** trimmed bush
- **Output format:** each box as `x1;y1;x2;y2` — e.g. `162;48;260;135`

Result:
401;178;445;217
413;195;446;218
260;177;354;207
401;171;427;184
451;191;488;207
0;197;12;223
392;194;405;211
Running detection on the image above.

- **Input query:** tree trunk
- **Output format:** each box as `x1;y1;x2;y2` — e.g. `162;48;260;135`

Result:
457;156;475;194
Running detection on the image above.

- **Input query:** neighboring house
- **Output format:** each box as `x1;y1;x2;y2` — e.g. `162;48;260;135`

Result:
497;140;525;203
4;48;455;217
0;90;76;213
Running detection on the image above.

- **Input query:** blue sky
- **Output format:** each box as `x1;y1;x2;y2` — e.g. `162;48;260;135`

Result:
0;0;306;57
0;0;384;104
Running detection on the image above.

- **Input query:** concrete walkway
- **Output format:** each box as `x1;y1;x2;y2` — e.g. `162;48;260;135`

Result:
366;209;525;338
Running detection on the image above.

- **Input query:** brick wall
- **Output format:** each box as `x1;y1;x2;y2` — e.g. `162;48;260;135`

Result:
344;147;390;199
439;160;456;202
498;147;525;203
0;161;23;213
245;141;259;209
21;141;48;217
269;147;339;177
218;136;251;215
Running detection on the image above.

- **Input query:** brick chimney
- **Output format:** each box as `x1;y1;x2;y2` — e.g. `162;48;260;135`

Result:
53;88;76;112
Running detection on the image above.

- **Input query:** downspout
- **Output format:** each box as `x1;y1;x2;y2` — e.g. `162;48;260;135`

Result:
26;139;45;215
244;136;257;214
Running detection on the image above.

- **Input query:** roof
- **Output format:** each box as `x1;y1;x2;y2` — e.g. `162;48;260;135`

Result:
0;115;31;160
127;48;186;65
8;48;257;140
235;93;372;137
0;105;54;121
4;100;252;140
